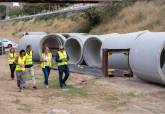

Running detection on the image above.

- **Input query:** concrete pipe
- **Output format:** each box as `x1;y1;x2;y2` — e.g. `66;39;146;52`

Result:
101;30;149;69
18;33;66;61
61;33;88;39
22;32;47;36
130;32;165;85
44;33;66;46
83;34;118;67
64;34;92;65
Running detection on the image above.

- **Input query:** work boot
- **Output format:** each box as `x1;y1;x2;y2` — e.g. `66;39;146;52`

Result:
60;84;63;88
63;82;67;87
19;89;23;92
62;80;67;87
45;85;49;89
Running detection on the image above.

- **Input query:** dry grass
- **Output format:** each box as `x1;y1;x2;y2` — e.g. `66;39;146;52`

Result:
0;16;89;39
90;2;165;34
0;1;165;39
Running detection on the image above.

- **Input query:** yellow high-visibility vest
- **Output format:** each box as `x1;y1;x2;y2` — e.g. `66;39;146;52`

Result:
25;51;33;65
57;50;68;66
16;56;26;71
8;52;16;64
41;53;53;68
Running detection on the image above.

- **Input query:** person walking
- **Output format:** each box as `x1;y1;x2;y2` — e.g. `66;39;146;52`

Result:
8;48;16;80
25;45;37;89
41;47;53;88
15;50;26;92
55;45;70;88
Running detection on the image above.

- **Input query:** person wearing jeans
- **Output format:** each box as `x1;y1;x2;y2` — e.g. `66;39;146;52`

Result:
8;48;16;80
40;47;53;88
42;66;51;86
56;45;70;88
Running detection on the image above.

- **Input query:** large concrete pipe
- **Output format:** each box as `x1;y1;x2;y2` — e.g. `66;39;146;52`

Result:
22;32;47;36
18;33;66;61
44;33;66;46
83;34;118;67
64;34;92;65
61;33;87;39
18;34;47;61
101;30;149;69
130;32;165;85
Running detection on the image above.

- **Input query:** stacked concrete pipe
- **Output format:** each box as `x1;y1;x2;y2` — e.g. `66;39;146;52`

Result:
101;30;149;69
18;31;165;85
18;33;66;61
83;33;119;67
22;32;47;36
130;32;165;85
61;33;87;39
64;34;93;65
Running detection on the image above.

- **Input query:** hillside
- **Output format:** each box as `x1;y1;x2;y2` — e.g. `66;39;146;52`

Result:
0;1;165;40
0;15;90;41
90;1;165;34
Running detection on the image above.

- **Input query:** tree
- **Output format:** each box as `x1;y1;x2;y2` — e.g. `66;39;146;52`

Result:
8;7;23;17
0;5;6;19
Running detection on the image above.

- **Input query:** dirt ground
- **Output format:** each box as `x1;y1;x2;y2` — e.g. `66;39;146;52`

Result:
0;53;165;114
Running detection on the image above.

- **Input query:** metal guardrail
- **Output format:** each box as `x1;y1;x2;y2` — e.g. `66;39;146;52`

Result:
0;4;98;22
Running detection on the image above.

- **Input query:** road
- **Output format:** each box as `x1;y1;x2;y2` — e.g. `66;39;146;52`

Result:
0;4;98;22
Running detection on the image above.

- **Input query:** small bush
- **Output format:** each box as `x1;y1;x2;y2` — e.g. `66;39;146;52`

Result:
0;5;6;19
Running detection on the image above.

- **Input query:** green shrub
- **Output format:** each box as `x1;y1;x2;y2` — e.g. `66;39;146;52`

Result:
0;5;6;19
8;7;22;17
83;0;137;31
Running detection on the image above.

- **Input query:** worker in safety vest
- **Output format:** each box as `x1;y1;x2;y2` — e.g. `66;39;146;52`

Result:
15;49;26;92
55;45;70;88
8;48;16;80
41;47;53;88
25;45;37;89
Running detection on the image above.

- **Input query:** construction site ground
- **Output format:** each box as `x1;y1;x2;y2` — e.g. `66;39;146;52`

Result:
1;53;165;114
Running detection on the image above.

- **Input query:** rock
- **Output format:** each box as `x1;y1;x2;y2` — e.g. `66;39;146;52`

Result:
48;109;70;114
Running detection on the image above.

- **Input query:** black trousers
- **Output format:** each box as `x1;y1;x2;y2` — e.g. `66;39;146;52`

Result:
9;64;16;79
58;65;70;87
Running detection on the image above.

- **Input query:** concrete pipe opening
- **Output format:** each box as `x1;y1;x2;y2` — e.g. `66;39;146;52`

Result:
41;34;66;59
83;37;102;67
64;38;82;64
160;48;165;69
130;32;165;85
42;35;63;50
19;33;66;61
83;34;119;67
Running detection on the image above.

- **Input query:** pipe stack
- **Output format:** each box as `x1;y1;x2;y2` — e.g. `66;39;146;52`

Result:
64;34;93;65
18;31;165;85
